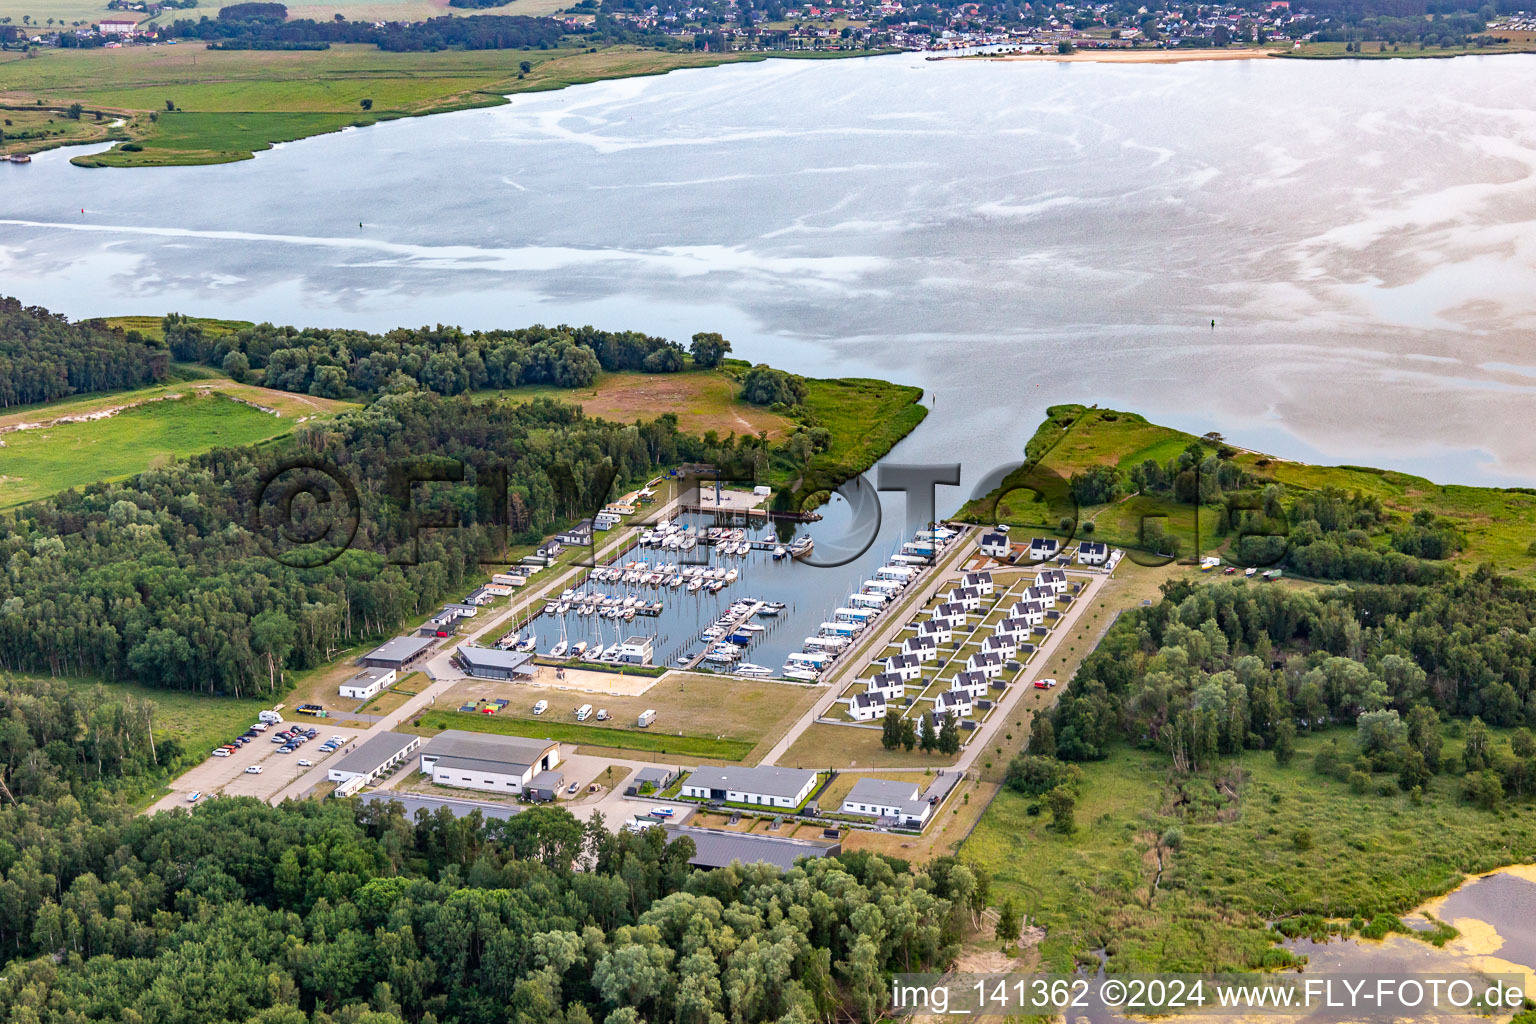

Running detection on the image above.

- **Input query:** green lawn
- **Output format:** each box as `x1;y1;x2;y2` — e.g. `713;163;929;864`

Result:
791;376;928;496
0;391;302;508
964;728;1536;974
416;708;756;761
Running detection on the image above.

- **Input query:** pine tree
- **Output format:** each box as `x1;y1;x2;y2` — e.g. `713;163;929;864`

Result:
939;713;960;755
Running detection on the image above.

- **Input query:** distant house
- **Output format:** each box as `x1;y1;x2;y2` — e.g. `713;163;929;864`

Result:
979;532;1011;558
1007;600;1048;626
916;619;953;645
951;669;989;700
1022;584;1055;604
536;540;562;560
980;634;1017;660
849;690;888;722
98;18;138;34
1027;537;1061;562
931;600;969;624
1077;540;1109;565
961;570;995;595
884;652;924;682
1035;568;1069;596
995;617;1032;641
556;519;593;546
464;586;495;606
966;650;1005;679
867;671;906;699
594;510;623;531
841;778;931;827
901;634;939;662
948;585;983;611
936;689;973;718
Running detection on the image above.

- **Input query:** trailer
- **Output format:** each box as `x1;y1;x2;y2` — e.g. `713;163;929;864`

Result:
638;708;658;728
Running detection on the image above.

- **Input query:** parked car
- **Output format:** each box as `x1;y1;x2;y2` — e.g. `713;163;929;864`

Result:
245;766;263;774
567;782;579;794
297;759;313;767
212;749;231;758
532;700;548;715
1033;677;1058;689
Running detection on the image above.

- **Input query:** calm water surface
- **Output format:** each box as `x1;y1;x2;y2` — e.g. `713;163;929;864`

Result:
5;53;1536;492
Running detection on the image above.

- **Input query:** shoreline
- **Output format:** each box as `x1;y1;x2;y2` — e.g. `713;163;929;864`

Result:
973;47;1274;64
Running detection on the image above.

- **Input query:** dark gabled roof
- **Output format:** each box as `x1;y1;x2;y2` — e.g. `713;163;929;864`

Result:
980;532;1009;546
852;691;886;710
870;671;906;689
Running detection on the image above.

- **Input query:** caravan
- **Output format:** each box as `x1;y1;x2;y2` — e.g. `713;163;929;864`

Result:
575;704;593;722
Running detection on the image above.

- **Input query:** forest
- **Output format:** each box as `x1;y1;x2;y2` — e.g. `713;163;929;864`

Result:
1030;571;1536;804
162;316;690;399
0;299;169;409
0;677;976;1024
162;11;572;51
0;390;785;695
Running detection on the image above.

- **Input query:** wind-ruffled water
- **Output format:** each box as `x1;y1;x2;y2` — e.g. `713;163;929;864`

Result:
5;53;1536;487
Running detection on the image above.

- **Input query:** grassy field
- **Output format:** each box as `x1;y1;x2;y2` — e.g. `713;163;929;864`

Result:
794;376;928;491
0;378;356;508
0;44;880;166
416;707;756;761
487;368;794;440
0;102;128;158
436;672;820;763
49;675;275;767
963;405;1536;579
964;728;1536;974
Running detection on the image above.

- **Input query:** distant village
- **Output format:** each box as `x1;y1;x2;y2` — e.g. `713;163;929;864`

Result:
3;0;1528;55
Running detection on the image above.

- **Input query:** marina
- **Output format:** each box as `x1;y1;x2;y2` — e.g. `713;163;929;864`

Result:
502;496;964;679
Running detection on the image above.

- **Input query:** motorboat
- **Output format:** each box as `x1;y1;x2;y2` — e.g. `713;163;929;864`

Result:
734;662;774;677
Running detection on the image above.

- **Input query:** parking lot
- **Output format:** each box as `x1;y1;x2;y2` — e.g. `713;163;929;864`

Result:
152;721;356;811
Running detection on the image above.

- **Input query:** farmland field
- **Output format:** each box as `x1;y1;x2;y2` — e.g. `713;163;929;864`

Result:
487;368;794;440
0;381;356;508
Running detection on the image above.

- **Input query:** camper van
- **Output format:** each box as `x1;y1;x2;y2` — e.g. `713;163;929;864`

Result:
575;703;593;722
638;708;657;728
258;710;284;725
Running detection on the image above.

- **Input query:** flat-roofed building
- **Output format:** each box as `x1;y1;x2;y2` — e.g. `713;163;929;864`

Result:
663;825;840;870
681;766;818;809
455;647;536;681
841;777;932;828
418;730;560;794
328;731;421;786
359;635;434;671
340;667;397;701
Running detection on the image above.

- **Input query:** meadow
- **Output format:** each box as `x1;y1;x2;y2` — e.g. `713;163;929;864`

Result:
0;380;355;508
964;728;1536;974
415;708;757;761
0;44;869;166
487;368;794;440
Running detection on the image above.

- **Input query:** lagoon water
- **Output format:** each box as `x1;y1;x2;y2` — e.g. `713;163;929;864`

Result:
6;53;1536;494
